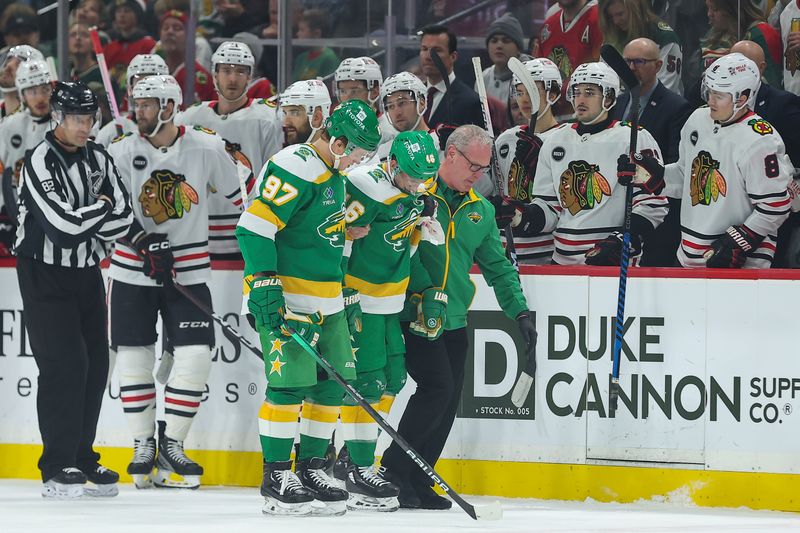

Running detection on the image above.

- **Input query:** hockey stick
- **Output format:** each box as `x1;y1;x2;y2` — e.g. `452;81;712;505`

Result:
89;27;124;136
506;57;541;408
599;44;641;416
429;50;452;124
473;56;518;269
286;324;502;521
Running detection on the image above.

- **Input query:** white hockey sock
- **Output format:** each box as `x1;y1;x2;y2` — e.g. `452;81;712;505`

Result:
117;345;157;439
164;344;212;441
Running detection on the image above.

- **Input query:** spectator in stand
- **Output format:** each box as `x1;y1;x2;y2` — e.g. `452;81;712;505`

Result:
477;13;529;119
418;24;483;131
537;0;603;120
105;0;156;96
731;39;800;268
153;0;212;71
157;9;216;104
1;5;49;55
291;9;339;82
780;0;800;95
200;0;260;39
599;0;685;94
611;38;692;267
74;0;106;30
69;21;116;125
651;0;708;102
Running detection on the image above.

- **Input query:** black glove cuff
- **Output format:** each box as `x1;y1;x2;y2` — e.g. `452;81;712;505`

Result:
518;204;546;236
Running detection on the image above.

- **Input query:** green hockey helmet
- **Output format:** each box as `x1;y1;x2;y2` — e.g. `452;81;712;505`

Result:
325;99;381;151
389;130;439;194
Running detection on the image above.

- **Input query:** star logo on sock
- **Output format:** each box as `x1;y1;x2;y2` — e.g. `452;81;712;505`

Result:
269;338;286;356
269;356;286;376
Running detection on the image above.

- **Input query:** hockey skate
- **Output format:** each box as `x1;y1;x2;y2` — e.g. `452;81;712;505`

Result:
345;464;400;512
83;465;119;497
154;436;203;489
331;444;350;488
127;437;157;489
261;460;315;516
42;467;86;499
295;457;349;516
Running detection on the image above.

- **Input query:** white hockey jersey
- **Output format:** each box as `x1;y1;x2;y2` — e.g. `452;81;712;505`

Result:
532;120;668;265
781;1;800;96
94;114;137;147
176;98;282;255
496;124;559;264
107;125;253;286
0;108;51;213
664;108;792;268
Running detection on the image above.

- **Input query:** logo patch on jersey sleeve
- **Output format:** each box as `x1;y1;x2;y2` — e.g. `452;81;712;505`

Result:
139;170;199;224
194;125;216;135
10;134;22;148
689;150;727;206
619;121;644;130
747;118;773;136
559;161;611;215
499;143;509;158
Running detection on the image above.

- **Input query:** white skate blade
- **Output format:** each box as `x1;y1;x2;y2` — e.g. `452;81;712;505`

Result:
131;473;154;489
153;468;200;489
310;499;347;516
84;483;119;497
346;493;399;512
262;496;313;516
474;500;503;520
42;481;84;499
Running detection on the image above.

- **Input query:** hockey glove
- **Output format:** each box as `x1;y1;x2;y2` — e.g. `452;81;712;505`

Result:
247;275;285;331
281;310;323;348
514;127;543;175
585;232;643;266
515;203;547;237
488;195;524;229
135;233;175;284
516;312;537;375
342;287;363;336
435;123;457;151
408;287;448;340
617;153;665;195
704;224;763;268
421;195;437;218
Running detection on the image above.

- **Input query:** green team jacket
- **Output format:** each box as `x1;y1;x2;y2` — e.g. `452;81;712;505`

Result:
409;177;529;330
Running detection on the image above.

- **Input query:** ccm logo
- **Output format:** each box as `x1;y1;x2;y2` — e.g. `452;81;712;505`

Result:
147;241;170;252
178;321;210;328
253;278;281;288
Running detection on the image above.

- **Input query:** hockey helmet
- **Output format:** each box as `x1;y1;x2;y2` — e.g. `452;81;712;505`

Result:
280;79;332;142
334;57;382;104
211;41;255;72
50;81;99;125
512;58;562;107
16;59;53;93
389;130;440;193
3;44;44;68
127;54;169;91
325;99;381;169
567;62;620;106
380;71;427;130
702;53;760;120
132;75;182;137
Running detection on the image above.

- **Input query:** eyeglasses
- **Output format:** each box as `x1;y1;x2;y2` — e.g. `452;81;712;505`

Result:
454;146;490;173
624;58;658;67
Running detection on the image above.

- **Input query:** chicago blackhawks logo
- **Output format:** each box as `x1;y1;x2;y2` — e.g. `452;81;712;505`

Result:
558;161;611;215
748;118;773;136
224;140;253;170
139;170;199;224
689;151;727;206
316;209;346;247
548;46;572;83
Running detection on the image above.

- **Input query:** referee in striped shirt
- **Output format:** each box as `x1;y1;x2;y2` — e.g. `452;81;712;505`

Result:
14;81;133;498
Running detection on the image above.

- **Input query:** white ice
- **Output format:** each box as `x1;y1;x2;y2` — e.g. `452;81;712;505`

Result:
1;480;800;533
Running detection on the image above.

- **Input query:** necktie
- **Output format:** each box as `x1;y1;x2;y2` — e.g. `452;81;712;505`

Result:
424;86;438;123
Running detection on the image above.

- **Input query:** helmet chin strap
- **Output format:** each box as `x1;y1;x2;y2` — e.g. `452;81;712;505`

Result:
328;137;346;169
305;107;323;143
214;78;248;105
147;106;175;139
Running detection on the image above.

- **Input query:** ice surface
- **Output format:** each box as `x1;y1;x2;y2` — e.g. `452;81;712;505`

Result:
1;480;799;533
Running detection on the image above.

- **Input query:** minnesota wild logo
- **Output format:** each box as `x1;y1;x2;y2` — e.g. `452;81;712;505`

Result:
139;170;199;224
558;161;611;215
548;46;572;82
383;207;422;252
690;150;727;206
316;209;346;247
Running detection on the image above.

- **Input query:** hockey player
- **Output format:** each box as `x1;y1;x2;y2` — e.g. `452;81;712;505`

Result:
510;62;668;265
176;41;280;258
107;74;253;489
374;72;436;162
333;131;441;512
235;99;381;516
493;58;562;264
0;44;44;119
94;54;169;147
279;79;332;147
661;53;792;268
334;57;396;144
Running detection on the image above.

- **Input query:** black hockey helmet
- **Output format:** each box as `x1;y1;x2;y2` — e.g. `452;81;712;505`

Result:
50;81;98;115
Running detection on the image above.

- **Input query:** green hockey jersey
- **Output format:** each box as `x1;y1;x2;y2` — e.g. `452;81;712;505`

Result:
236;143;347;315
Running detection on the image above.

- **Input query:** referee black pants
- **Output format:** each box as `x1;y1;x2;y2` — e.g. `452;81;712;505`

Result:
16;256;109;482
381;325;469;489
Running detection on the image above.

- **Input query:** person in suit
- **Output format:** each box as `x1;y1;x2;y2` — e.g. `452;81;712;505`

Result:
730;39;800;267
418;24;484;131
610;37;693;267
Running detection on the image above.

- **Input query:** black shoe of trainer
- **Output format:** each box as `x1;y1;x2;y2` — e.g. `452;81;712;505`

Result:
42;467;86;499
382;468;421;509
83;465;120;497
414;483;452;510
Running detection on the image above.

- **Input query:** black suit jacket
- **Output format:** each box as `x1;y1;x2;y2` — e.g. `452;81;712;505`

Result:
611;81;693;164
755;83;800;168
428;76;484;130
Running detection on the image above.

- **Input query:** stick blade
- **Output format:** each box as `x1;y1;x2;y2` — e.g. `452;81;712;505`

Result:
474;500;503;520
599;44;639;91
510;371;533;408
507;57;540;123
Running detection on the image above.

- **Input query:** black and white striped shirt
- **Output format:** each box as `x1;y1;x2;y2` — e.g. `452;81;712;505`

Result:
15;131;133;267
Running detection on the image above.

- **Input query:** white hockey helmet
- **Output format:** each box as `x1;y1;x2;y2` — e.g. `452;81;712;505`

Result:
334;57;382;104
279;79;332;142
701;52;761;121
567;62;620;123
127;54;169;92
16;59;53;94
132;75;182;137
211;41;255;72
380;71;427;130
513;58;562;107
5;44;44;65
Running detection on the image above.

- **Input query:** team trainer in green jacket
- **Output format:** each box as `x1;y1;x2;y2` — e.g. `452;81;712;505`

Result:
380;124;537;510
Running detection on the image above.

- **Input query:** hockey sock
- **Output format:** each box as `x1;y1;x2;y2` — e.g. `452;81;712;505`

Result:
164;345;212;441
260;387;303;462
298;379;341;460
342;369;385;467
378;394;396;419
117;345;157;439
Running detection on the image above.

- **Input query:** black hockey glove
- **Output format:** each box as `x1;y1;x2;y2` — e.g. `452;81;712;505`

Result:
515;203;547;237
616;153;665;195
135;233;175;284
704;224;763;268
421;195;437;218
488;195;524;228
585;215;653;266
516;312;537;376
435;123;458;151
515;127;543;175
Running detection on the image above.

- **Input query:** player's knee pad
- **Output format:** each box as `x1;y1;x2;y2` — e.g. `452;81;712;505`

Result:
116;345;156;384
164;345;210;441
266;387;305;406
384;353;407;396
307;377;345;406
347;368;386;405
169;344;212;390
116;345;157;439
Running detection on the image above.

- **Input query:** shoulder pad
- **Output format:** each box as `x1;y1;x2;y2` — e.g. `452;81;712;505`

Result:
347;165;403;204
110;131;133;144
618;120;644;130
193;125;217;135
